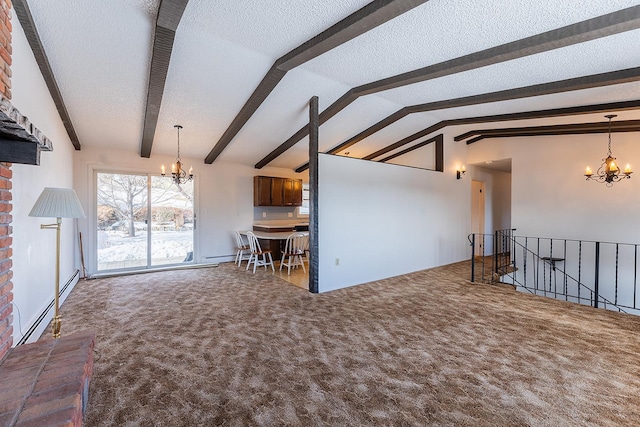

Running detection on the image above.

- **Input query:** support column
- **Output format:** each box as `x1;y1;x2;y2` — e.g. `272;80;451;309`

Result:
308;96;319;294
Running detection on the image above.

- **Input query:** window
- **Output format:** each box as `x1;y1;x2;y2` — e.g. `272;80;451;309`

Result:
298;183;310;216
96;172;194;271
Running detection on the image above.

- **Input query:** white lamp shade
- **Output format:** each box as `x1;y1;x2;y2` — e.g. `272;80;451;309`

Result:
29;187;86;219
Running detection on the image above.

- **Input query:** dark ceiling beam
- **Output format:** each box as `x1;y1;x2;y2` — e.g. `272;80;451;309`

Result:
13;0;81;150
203;0;430;164
361;68;640;161
258;5;640;169
306;91;640;166
450;100;640;142
140;0;190;158
460;120;640;144
455;116;640;141
328;108;410;155
295;71;640;171
378;134;441;163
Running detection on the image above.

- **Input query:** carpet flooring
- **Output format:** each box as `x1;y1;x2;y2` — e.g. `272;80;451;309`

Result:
48;261;640;426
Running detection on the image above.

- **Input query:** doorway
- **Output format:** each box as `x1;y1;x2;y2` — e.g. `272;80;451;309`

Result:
471;180;485;255
96;172;194;272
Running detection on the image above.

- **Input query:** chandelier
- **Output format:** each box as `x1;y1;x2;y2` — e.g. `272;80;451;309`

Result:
584;115;632;187
161;124;193;185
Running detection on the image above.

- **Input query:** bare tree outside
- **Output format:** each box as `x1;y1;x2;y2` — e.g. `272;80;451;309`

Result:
97;172;194;271
97;173;147;237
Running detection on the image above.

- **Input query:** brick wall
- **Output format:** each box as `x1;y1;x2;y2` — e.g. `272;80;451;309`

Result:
0;0;12;362
0;331;95;426
0;164;12;362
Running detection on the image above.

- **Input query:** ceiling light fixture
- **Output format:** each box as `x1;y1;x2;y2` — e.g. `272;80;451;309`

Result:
162;125;193;185
584;115;632;187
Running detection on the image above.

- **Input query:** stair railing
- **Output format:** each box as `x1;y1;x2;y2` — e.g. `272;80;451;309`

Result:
468;230;515;285
469;232;636;314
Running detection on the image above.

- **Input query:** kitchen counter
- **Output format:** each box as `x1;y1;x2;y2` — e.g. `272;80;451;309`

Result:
242;229;309;260
253;222;309;233
242;230;309;240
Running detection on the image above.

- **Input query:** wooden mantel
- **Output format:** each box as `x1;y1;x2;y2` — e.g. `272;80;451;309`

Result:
0;94;53;165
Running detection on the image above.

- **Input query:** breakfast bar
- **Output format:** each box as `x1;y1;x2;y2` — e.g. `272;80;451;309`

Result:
242;224;308;261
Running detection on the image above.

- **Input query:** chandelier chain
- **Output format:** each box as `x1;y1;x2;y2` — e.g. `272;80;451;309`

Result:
607;116;612;157
175;124;182;162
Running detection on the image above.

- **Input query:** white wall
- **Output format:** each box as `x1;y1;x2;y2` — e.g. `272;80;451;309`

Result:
468;132;640;243
318;148;470;293
469;132;640;309
10;14;79;343
73;146;308;273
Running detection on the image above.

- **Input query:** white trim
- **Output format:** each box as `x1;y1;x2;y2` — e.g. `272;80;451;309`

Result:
16;270;80;345
91;262;218;279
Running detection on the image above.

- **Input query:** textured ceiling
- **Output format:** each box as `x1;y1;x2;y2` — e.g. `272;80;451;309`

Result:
21;0;640;171
299;0;640;86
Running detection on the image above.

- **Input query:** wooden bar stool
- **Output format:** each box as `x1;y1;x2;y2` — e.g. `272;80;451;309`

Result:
280;233;308;275
246;231;275;273
233;230;251;267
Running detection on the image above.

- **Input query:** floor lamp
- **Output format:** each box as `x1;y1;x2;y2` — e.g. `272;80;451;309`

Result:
29;187;85;338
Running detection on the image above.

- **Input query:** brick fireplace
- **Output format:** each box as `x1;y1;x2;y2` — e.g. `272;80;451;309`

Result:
0;0;13;363
0;6;95;427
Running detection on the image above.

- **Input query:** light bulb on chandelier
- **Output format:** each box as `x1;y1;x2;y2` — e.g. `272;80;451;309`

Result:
161;124;193;185
584;114;632;187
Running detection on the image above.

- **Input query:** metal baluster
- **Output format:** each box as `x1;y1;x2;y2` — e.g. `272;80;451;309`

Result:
494;232;498;278
481;234;486;282
549;239;554;296
500;231;504;271
634;245;638;309
564;240;568;300
470;234;476;282
594;242;600;309
524;237;528;290
578;241;582;305
522;237;529;288
536;238;540;294
615;243;619;306
511;234;517;286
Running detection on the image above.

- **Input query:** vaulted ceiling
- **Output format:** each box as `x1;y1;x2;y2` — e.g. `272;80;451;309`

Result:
18;0;640;171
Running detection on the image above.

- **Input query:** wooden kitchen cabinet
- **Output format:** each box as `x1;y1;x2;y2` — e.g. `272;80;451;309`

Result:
283;178;302;206
271;178;285;206
253;176;272;206
253;176;303;206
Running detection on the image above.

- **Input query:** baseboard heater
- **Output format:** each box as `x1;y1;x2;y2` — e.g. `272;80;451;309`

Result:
203;254;235;260
17;269;79;345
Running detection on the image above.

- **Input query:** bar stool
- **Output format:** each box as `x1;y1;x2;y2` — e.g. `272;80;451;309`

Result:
280;233;308;275
233;230;251;267
246;231;274;273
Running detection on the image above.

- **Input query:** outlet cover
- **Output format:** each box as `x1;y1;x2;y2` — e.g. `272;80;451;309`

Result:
287;212;293;218
262;212;267;218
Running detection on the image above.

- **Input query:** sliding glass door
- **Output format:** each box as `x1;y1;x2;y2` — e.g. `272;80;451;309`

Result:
96;172;194;272
149;175;194;266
